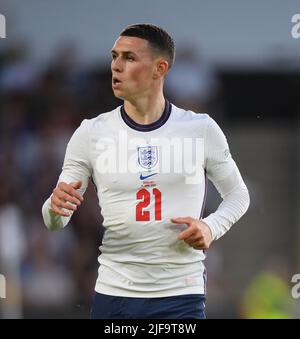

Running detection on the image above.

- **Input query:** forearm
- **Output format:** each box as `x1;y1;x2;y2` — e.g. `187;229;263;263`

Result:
42;197;72;231
202;168;250;241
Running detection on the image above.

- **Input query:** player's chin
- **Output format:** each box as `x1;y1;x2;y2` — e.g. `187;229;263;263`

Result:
112;88;125;99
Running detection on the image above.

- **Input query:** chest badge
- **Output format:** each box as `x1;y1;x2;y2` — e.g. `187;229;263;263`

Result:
137;146;158;170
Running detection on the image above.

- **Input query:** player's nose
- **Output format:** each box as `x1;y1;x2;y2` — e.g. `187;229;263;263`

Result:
111;58;123;73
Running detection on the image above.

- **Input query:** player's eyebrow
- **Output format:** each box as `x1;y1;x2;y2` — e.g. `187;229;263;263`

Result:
111;50;138;57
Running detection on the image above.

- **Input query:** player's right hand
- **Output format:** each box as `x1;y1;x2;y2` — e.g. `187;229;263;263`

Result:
50;181;84;217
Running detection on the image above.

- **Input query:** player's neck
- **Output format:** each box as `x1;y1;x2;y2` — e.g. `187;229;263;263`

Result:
123;92;166;125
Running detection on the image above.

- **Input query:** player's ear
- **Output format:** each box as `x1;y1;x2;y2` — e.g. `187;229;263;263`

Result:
153;59;169;79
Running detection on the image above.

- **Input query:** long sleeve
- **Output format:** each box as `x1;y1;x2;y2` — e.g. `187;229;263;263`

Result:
42;119;93;230
202;117;250;241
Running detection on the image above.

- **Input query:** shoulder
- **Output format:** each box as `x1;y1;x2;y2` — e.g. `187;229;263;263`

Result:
170;105;227;143
171;104;211;124
171;104;218;133
77;106;121;132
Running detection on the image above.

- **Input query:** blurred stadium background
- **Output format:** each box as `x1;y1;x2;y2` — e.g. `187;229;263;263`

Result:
1;0;300;318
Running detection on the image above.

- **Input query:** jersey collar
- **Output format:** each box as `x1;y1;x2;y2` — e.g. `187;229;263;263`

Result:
120;100;172;132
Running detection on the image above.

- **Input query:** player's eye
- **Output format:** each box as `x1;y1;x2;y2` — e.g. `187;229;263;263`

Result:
111;54;117;60
126;55;134;61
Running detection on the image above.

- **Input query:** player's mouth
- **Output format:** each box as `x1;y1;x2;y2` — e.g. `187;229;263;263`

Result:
112;77;122;89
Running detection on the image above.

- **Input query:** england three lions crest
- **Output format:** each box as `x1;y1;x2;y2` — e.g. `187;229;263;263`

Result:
137;146;158;170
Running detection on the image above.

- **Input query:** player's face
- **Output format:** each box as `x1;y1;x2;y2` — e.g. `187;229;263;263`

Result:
111;36;159;100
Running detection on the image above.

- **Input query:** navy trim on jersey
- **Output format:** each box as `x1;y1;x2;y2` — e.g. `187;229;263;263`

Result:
90;175;98;193
199;170;208;219
203;266;207;295
120;100;172;132
200;170;208;266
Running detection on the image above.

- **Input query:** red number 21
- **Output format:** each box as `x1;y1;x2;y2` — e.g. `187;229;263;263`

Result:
136;188;162;221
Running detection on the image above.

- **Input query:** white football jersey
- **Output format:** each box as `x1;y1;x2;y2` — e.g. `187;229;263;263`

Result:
42;101;249;297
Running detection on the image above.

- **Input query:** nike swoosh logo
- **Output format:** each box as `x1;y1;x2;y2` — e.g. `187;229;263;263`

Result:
140;173;157;180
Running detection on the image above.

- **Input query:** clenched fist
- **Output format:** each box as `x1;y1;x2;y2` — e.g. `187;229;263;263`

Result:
171;217;213;250
50;181;84;217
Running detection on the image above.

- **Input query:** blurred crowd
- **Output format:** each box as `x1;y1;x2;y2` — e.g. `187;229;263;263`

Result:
0;41;121;318
0;41;221;318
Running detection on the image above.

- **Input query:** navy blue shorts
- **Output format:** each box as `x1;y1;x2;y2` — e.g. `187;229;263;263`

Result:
90;292;206;319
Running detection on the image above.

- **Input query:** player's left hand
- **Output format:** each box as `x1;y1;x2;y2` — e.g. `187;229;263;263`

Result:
171;217;213;250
